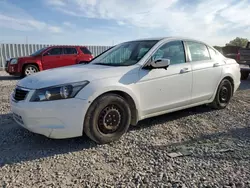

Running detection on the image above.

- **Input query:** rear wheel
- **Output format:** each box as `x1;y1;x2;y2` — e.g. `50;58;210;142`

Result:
241;72;249;80
78;61;88;64
83;94;131;144
22;64;39;77
209;79;233;109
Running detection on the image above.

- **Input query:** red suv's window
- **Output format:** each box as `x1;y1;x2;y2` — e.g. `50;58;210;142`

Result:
63;48;77;55
80;47;92;55
46;48;63;55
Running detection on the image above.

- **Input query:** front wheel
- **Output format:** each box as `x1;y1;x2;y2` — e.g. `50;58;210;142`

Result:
83;94;131;144
22;64;39;77
209;79;233;109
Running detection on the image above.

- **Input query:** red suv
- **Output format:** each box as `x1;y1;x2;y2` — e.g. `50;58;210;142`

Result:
5;46;93;77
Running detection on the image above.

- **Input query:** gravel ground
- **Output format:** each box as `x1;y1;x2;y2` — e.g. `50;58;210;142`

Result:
0;71;250;188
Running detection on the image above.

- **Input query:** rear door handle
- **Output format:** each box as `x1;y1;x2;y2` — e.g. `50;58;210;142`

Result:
180;67;191;73
213;63;220;67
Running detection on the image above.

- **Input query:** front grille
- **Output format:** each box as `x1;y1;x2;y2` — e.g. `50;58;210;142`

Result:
14;88;29;101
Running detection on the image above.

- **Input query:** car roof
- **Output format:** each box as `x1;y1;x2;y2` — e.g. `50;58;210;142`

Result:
48;45;88;48
128;36;208;44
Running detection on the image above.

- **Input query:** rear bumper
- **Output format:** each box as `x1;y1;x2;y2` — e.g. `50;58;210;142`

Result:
238;62;250;72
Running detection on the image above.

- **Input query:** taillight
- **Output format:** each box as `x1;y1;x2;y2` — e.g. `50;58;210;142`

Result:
236;51;240;62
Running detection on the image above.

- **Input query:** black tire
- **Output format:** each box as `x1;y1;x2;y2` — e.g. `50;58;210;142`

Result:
83;94;131;144
78;61;88;64
209;79;233;109
22;64;39;77
241;72;249;80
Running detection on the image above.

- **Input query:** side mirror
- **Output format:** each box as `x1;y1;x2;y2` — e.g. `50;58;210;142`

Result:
150;58;170;69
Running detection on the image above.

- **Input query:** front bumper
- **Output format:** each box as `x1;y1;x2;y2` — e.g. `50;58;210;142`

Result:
10;90;89;139
6;64;21;75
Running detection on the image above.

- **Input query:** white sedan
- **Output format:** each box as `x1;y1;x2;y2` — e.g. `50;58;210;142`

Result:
10;37;241;144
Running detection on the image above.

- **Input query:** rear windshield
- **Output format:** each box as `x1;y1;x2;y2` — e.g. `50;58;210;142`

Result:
246;42;250;49
80;47;92;55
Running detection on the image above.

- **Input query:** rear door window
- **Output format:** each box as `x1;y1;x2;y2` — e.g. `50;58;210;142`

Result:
208;46;217;59
186;41;210;62
63;48;77;55
46;48;63;56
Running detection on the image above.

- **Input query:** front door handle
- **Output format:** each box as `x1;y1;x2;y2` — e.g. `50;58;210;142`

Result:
180;67;191;73
213;63;220;67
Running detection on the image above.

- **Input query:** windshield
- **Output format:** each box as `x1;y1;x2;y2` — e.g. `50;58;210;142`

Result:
91;40;159;66
30;47;48;56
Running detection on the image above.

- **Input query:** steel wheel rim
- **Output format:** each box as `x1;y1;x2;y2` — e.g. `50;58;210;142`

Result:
219;86;230;103
25;67;37;75
98;104;122;134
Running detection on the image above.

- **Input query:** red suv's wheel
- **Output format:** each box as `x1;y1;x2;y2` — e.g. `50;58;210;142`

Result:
22;65;39;77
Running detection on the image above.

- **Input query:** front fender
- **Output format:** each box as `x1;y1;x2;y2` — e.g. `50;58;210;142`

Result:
76;82;142;119
21;60;43;71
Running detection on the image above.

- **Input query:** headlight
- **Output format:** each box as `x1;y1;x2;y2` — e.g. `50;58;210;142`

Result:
30;81;89;102
10;58;18;65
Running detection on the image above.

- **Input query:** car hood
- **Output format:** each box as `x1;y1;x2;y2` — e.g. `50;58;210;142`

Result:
17;64;139;89
17;56;36;60
9;56;35;62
